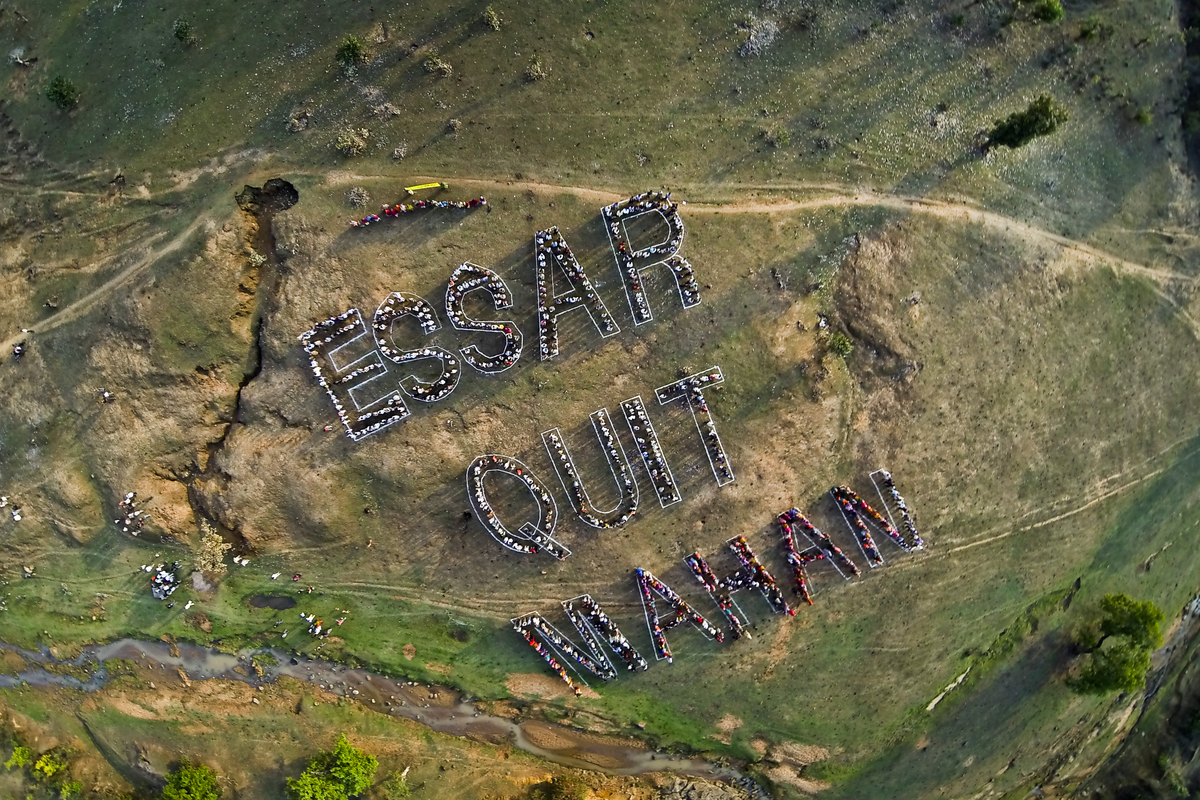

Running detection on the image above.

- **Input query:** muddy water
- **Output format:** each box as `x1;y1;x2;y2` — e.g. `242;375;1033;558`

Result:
0;638;748;783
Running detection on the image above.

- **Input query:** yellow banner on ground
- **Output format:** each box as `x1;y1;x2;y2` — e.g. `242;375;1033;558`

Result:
404;182;448;193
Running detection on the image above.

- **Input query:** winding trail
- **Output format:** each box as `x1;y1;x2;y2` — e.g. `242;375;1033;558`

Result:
0;210;217;353
10;175;1196;352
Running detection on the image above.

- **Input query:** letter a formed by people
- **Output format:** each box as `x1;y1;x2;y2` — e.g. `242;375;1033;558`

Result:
534;226;620;360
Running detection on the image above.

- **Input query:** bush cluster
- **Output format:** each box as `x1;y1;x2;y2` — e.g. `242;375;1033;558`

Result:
45;76;80;109
988;94;1068;149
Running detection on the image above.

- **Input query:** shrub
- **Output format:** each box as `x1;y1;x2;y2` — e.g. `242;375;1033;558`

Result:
5;745;31;770
525;55;548;82
423;52;453;76
336;35;366;67
335;128;370;157
1079;14;1111;41
542;775;587;800
33;750;69;782
61;781;84;799
380;771;410;798
828;332;854;358
162;759;221;800
483;5;502;31
172;18;194;44
1032;0;1064;23
988;94;1068;149
195;521;231;575
1134;106;1153;126
45;76;79;110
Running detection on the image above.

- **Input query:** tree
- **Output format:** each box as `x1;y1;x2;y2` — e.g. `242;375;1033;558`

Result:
323;735;377;797
987;95;1068;150
1068;594;1163;696
483;5;502;31
1097;593;1164;651
1068;639;1152;695
195;521;231;576
45;76;80;110
162;759;221;800
336;35;365;67
172;18;195;44
1032;0;1064;23
287;771;347;800
32;750;69;783
288;735;376;800
828;332;854;359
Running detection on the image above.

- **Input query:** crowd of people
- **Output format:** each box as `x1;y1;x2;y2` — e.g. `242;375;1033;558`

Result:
148;561;181;600
832;485;918;562
685;536;793;640
301;309;411;441
635;568;724;663
349;195;487;228
777;507;862;601
685;553;748;640
115;491;149;535
372;293;460;403
513;616;583;696
728;535;792;617
832;488;885;567
601;191;701;323
467;455;568;560
620;396;680;508
565;594;649;673
542;410;638;529
873;469;925;550
535;227;619;360
444;263;522;373
656;369;733;486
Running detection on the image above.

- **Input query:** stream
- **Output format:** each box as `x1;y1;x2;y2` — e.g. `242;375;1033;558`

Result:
0;637;759;789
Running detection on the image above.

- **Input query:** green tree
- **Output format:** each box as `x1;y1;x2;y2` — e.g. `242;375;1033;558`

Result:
45;76;80;110
172;18;195;44
336;35;366;67
33;750;69;783
1068;639;1152;694
324;735;377;797
988;94;1068;149
162;759;221;800
288;734;377;800
1032;0;1064;23
828;332;854;359
287;771;348;800
1096;593;1164;651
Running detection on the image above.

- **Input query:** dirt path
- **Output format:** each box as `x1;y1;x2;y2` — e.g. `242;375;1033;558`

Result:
0;210;217;353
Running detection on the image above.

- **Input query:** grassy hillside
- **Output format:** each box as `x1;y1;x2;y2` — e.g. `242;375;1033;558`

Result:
0;0;1198;798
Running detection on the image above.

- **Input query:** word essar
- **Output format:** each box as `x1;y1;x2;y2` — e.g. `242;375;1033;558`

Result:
300;191;695;442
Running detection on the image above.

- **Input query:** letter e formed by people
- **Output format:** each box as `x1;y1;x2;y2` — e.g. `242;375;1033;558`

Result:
299;309;411;441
